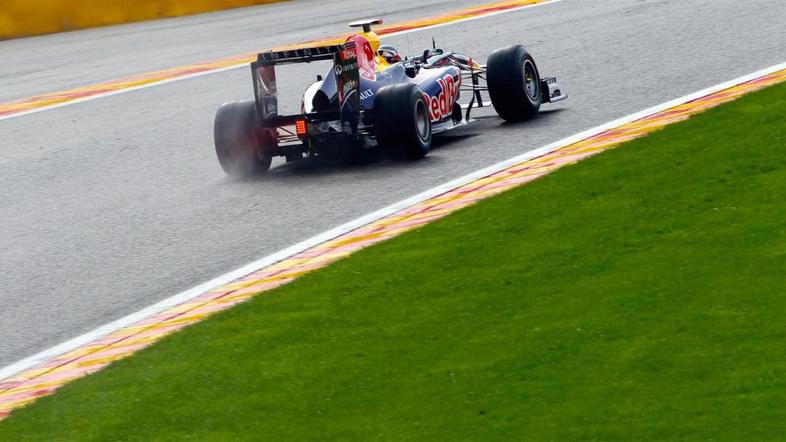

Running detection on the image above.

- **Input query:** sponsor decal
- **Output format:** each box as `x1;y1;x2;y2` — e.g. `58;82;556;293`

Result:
260;45;343;62
359;89;374;100
334;42;360;136
340;47;357;61
342;81;358;99
335;62;358;76
358;44;377;81
423;73;460;121
346;35;377;81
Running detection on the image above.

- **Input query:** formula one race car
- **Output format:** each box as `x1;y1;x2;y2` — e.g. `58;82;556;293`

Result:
214;19;566;176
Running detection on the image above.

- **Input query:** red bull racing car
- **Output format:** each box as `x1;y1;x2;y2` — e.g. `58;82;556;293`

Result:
214;19;566;176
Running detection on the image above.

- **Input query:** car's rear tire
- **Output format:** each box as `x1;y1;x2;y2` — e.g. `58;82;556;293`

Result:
375;83;432;159
214;100;272;177
486;44;542;122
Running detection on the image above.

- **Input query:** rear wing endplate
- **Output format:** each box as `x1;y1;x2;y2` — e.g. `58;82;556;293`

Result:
251;43;360;136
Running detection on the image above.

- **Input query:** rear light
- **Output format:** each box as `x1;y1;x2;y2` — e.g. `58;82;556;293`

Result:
295;119;308;137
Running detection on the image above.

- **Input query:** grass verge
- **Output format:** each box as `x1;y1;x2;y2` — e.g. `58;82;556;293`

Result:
2;82;786;440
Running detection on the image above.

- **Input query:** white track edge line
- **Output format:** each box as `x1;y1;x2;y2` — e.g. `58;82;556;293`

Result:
0;65;242;122
2;60;782;382
0;0;561;122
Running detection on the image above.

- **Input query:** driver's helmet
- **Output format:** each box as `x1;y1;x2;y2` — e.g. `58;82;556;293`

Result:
378;45;402;64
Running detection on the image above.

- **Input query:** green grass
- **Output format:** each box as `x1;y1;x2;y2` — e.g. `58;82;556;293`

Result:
3;82;786;441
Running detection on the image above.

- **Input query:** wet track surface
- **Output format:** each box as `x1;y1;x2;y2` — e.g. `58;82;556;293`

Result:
1;0;785;366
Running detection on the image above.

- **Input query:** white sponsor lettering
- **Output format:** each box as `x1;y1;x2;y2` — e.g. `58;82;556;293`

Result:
422;73;460;121
360;89;374;100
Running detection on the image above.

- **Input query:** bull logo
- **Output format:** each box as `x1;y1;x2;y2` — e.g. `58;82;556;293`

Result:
346;35;376;81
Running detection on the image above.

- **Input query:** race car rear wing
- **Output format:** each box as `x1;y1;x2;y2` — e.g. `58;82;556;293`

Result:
256;44;344;66
251;42;361;137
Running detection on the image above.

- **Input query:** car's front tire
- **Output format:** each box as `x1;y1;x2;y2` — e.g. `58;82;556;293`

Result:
486;44;542;122
374;83;432;159
214;100;272;177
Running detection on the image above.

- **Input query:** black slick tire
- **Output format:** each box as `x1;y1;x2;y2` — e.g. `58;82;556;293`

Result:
486;44;542;122
213;100;272;177
374;83;432;159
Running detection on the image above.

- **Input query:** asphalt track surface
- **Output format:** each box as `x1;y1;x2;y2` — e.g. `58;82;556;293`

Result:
1;0;785;367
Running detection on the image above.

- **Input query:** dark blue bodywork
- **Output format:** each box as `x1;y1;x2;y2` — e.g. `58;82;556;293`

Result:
315;63;462;124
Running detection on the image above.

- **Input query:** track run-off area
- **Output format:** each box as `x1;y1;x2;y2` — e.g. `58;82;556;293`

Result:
1;0;785;418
